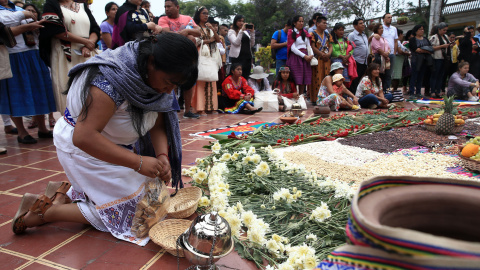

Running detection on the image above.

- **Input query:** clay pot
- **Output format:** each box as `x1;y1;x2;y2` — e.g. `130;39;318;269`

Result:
313;105;330;118
279;117;298;124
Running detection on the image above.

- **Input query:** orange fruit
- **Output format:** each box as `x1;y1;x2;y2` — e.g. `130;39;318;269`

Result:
462;143;479;158
424;119;433;125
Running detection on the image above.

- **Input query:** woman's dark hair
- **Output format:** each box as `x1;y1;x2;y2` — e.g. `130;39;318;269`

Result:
229;62;243;76
448;32;455;37
274;66;294;82
331;23;345;44
405;30;413;41
308;19;314;28
232;14;245;32
291;15;306;42
366;62;381;89
412;25;425;37
193;6;207;25
103;2;118;22
458;61;469;71
397;29;403;36
67;33;198;138
23;4;41;20
372;23;382;34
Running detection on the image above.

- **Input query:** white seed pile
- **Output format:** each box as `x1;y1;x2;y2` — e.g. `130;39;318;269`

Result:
275;140;384;166
277;142;477;187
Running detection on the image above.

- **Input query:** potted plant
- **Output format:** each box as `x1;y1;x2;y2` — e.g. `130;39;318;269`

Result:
255;46;272;71
397;15;408;25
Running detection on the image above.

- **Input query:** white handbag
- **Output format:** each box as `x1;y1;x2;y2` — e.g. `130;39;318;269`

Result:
254;91;279;112
307;46;318;66
0;46;12;80
197;40;219;82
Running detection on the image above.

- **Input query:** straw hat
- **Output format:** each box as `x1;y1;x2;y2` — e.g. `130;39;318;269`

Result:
250;66;269;80
332;74;344;83
330;62;344;73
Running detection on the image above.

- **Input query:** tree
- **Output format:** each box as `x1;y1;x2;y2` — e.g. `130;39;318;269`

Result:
26;0;46;12
314;0;385;24
179;0;234;20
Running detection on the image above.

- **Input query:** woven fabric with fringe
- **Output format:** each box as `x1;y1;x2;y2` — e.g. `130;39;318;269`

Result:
317;176;480;270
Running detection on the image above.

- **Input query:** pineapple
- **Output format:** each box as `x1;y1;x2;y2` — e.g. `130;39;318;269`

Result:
435;95;456;135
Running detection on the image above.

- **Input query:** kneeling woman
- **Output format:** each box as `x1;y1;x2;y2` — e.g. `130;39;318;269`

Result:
219;63;262;114
355;63;393;109
447;61;479;101
12;33;197;246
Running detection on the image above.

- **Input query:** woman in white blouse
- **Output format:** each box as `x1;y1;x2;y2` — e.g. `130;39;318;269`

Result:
228;14;255;79
248;66;272;93
286;15;313;96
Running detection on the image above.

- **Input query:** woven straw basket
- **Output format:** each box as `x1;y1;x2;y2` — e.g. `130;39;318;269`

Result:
149;219;192;257
424;123;464;134
167;186;202;219
458;152;480;172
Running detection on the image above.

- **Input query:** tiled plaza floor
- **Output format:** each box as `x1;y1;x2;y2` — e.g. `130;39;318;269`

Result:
0;102;423;270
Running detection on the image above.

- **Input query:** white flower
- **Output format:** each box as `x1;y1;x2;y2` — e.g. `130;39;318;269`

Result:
219;153;232;161
248;146;256;155
195;158;204;164
265;239;279;253
306;233;317;242
193;170;208;184
198;196;210;207
250;154;262;164
310;202;332;223
254;161;270;177
211;142;221;154
231;152;239;161
261;204;266;209
241;211;256;227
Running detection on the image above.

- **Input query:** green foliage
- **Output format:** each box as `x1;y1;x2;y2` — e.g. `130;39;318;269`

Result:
26;0;46;12
254;46;272;70
179;0;234;20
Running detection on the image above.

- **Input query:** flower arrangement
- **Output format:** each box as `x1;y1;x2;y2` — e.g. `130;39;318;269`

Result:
397;15;408;25
184;145;354;269
255;46;273;71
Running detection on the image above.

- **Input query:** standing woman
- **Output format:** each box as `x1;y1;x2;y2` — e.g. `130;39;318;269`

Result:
287;15;313;96
40;0;100;115
111;0;161;48
228;14;255;79
100;2;118;50
408;25;433;98
309;16;331;104
191;6;220;114
370;23;391;86
441;32;459;91
329;23;353;87
429;22;452;98
0;0;56;144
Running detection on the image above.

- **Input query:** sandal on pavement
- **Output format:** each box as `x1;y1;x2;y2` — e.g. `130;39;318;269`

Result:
13;195;53;234
12;193;39;234
45;181;72;204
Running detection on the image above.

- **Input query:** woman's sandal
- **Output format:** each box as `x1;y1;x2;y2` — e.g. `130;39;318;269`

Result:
45;181;72;204
12;194;52;234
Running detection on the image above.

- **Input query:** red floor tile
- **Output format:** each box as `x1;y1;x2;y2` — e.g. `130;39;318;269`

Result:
0;224;79;257
0;167;58;191
83;242;158;270
0;164;19;174
43;234;116;269
21;262;56;270
0;194;23;218
11;173;69;196
0;151;58;166
0;250;30;270
28;158;64;172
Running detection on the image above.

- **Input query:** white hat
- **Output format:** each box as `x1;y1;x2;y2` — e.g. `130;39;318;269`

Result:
250;66;269;80
332;74;345;83
330;62;344;73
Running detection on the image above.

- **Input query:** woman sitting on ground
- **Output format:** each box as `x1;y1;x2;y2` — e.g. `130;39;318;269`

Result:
272;66;298;111
12;33;195;246
355;62;393;109
317;62;359;111
447;61;479;101
220;63;262;114
247;66;272;94
332;74;359;110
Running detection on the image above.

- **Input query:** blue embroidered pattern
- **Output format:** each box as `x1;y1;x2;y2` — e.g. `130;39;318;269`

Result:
91;74;125;107
63;108;76;127
98;195;139;236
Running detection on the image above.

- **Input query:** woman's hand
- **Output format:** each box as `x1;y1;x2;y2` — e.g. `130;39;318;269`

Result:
292;92;299;99
81;46;91;58
244;93;252;101
241;23;246;31
146;21;156;30
206;22;214;31
304;55;314;62
138;156;165;179
83;39;95;51
153;25;162;34
156;155;171;184
22;11;36;21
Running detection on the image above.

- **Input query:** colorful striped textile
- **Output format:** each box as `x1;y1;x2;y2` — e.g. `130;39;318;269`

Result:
318;176;480;269
224;99;254;114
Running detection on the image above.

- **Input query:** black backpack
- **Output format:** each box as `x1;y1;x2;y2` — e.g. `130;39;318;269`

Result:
271;30;282;61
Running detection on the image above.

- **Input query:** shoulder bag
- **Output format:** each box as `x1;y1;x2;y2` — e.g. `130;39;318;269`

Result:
197;39;219;82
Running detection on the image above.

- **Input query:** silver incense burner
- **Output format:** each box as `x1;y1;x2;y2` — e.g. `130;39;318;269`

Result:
178;212;233;270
